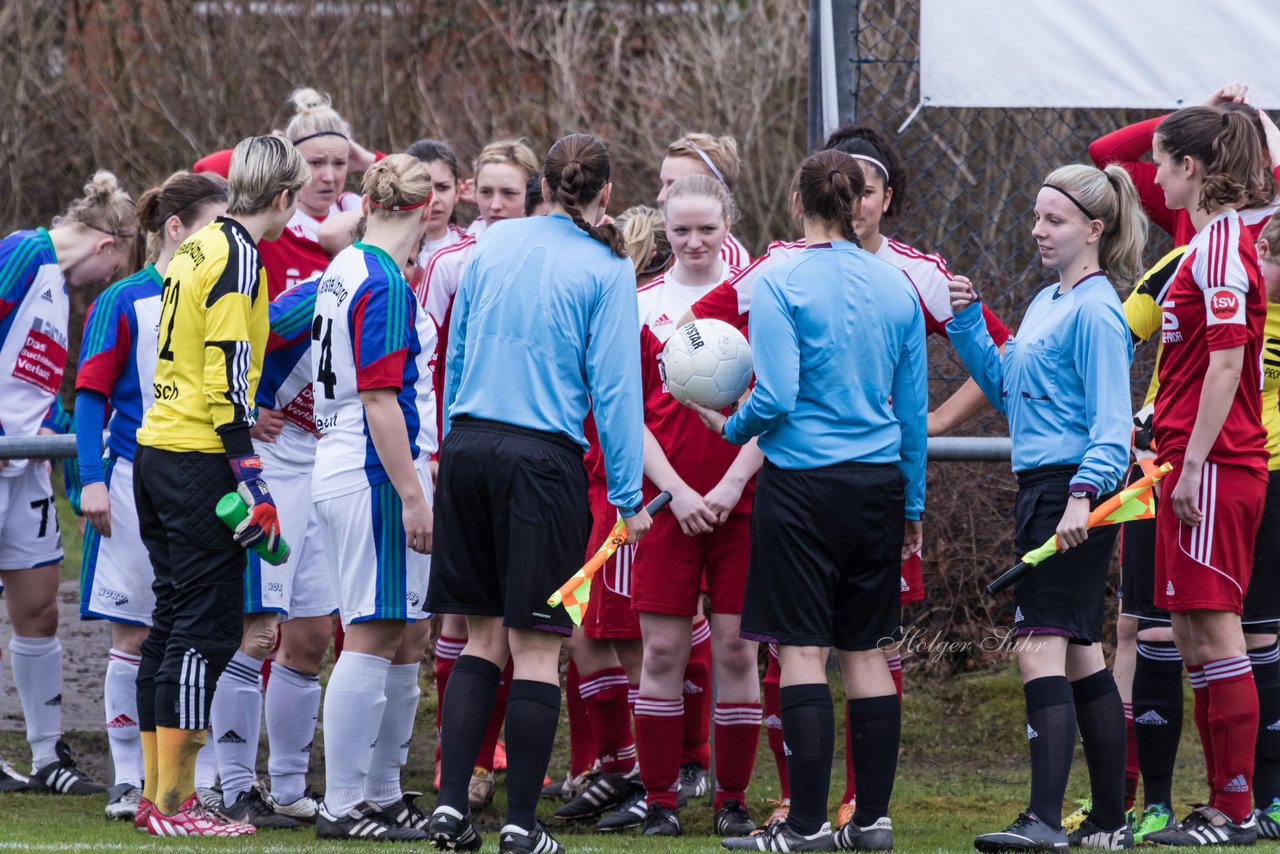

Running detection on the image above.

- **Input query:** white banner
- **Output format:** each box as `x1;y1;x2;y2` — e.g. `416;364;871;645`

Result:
920;0;1280;109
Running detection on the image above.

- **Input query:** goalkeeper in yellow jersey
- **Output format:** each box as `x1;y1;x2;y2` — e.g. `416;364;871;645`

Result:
132;136;309;837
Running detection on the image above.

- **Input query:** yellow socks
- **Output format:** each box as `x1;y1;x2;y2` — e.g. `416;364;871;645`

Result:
141;730;158;803
154;727;205;814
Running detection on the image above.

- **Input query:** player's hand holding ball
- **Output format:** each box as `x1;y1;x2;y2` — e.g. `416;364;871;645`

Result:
949;275;978;312
229;454;282;553
403;494;433;555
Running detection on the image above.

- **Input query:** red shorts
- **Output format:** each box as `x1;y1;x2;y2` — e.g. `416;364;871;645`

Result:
581;488;640;639
1155;458;1266;614
900;549;924;605
630;511;750;616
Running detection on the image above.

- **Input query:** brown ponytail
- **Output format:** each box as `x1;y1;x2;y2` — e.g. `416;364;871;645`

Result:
543;133;626;257
136;171;228;265
1156;106;1273;211
794;151;865;244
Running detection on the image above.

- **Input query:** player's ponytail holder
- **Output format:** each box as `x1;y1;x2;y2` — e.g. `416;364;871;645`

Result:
370;196;431;212
292;130;350;146
1043;183;1099;221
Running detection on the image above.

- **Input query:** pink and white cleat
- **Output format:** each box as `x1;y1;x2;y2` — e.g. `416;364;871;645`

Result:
148;793;256;837
135;795;155;833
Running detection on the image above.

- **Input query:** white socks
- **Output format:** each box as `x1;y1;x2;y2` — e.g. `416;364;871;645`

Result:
365;662;421;807
210;651;262;804
322;652;390;816
105;649;143;787
10;636;62;769
194;731;218;789
266;663;321;805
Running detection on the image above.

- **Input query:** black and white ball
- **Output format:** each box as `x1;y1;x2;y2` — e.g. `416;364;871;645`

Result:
660;318;753;410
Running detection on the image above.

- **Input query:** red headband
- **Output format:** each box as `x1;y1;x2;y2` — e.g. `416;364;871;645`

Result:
370;196;430;212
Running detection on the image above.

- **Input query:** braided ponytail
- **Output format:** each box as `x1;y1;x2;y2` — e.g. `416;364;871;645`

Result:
543;134;626;257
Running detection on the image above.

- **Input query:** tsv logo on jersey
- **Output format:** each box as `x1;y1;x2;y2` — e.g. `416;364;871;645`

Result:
1205;287;1244;326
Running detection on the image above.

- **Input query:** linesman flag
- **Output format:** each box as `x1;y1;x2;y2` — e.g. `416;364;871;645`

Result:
987;462;1173;596
548;491;672;626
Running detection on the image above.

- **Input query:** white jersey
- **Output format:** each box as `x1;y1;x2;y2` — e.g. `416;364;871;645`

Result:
415;235;476;323
417;224;469;271
874;237;958;337
258;275;322;472
286;192;361;243
720;232;751;269
311;243;438;501
0;229;69;478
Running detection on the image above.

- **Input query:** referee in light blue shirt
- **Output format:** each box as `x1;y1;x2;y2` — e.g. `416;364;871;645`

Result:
694;150;926;853
425;133;651;854
951;164;1145;851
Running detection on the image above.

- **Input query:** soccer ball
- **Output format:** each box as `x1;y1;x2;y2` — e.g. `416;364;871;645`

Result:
660;318;753;410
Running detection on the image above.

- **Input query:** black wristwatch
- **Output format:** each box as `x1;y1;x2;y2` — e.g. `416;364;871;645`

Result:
1069;490;1092;500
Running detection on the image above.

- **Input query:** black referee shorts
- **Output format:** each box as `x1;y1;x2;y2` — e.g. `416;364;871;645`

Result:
426;417;591;634
1118;462;1170;627
741;459;904;651
133;446;246;731
1012;465;1119;644
1244;472;1280;630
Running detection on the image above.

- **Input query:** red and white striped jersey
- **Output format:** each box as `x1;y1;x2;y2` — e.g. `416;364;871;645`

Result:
259;192;361;299
720;231;751;269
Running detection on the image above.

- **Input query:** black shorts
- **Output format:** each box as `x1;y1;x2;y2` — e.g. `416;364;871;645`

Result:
1244;472;1280;628
1011;465;1119;644
1119;462;1170;625
426;417;591;634
741;460;904;651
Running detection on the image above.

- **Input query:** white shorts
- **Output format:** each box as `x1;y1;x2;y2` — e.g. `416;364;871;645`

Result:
80;457;154;625
316;463;432;626
0;462;63;570
244;462;338;619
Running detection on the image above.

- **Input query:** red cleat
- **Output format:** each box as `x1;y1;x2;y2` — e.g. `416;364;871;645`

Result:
492;740;507;773
134;796;154;833
148;793;257;837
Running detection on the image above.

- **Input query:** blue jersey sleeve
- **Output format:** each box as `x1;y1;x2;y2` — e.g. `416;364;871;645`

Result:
946;300;1007;413
1070;300;1133;495
584;261;644;514
0;231;44;326
891;301;928;519
725;273;799;443
267;277;318;351
76;288;132;397
75;390;109;487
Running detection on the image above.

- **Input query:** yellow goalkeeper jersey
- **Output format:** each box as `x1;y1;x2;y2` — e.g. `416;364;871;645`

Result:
1123;247;1186;409
136;217;268;454
1262;303;1280;471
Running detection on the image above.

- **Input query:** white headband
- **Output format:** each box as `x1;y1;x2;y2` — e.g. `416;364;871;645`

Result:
851;153;890;181
689;145;727;186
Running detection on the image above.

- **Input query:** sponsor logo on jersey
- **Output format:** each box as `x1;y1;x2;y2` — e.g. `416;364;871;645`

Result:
1209;290;1240;321
13;327;67;395
153;380;180;401
653;313;672;327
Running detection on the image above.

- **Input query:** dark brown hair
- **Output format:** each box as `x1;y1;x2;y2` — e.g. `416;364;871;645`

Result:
405;138;460;180
822;124;907;218
543;133;625;256
794;150;865;244
136;171;228;265
1156;106;1274;211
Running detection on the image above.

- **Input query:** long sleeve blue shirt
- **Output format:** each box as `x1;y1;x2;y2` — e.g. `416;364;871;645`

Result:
444;214;645;514
947;271;1132;495
723;242;928;519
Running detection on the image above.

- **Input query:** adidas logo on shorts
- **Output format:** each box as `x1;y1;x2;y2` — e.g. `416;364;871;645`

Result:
1134;710;1168;726
217;730;247;744
1014;607;1024;623
1268;720;1280;732
1166;581;1175;596
1223;774;1250;793
1026;724;1038;740
900;576;909;592
301;740;313;753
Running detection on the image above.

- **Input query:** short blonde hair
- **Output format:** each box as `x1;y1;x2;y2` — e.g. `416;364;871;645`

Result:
363;154;434;216
283;87;351;142
227;136;311;216
615;205;671;280
661;173;738;225
474;138;539;181
666;133;741;190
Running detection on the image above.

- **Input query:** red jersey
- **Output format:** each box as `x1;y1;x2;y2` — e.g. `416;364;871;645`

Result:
1089;118;1280;244
639;265;753;512
1155;209;1268;473
259;193;361;299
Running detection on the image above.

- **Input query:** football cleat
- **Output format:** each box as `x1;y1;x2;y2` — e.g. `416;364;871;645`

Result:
315;800;426;841
148;792;257;837
499;821;565;854
715;799;758;837
222;785;300;829
28;741;106;795
104;783;142;820
468;767;495;811
834;815;894;851
555;768;637;821
595;783;647;832
724;819;836;851
427;804;483;851
1142;805;1257;847
642;803;682;836
974;811;1068;852
1067;818;1134;850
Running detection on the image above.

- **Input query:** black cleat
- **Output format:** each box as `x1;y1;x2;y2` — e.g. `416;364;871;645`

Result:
1067;817;1133;850
28;741;106;795
380;792;431;831
315;800;426;841
834;816;894;851
428;805;483;851
222;786;301;829
1143;805;1257;847
0;757;31;793
678;762;708;804
642;803;682;836
715;800;757;837
499;821;566;854
555;769;636;821
974;811;1068;852
595;783;647;832
723;819;836;851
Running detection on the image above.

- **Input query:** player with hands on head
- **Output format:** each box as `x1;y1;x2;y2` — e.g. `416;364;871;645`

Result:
74;172;227;820
949;163;1145;852
132;135;308;837
1139;106;1277;847
689;149;927;853
0;171;135;798
307;154;439;841
426;133;649;854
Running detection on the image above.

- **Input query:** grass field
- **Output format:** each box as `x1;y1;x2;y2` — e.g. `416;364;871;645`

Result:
0;663;1248;852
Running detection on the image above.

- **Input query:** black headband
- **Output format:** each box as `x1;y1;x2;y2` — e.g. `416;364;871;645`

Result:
1043;183;1098;221
292;130;349;146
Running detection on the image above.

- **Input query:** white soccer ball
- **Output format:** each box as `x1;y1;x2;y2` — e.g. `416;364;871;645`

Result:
660;318;753;410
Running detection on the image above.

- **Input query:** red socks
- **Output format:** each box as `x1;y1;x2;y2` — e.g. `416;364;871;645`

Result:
636;696;683;808
565;660;598;777
713;702;761;807
433;634;465;765
764;645;789;800
1188;666;1214;792
1203;656;1258;822
681;619;712;770
476;658;513;771
579;667;635;774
